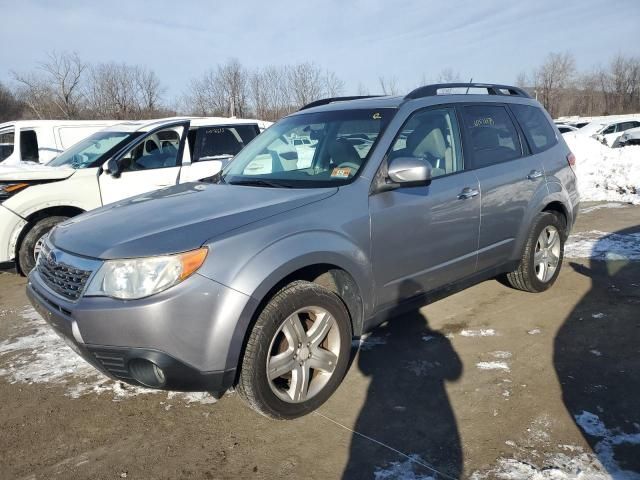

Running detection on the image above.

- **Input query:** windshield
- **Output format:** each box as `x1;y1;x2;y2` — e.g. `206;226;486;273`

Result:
48;131;139;169
222;109;395;187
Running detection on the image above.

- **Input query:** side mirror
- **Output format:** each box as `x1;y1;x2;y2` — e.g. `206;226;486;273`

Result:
387;156;432;187
103;158;121;178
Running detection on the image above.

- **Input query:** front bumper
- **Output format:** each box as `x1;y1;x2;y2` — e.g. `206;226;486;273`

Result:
27;268;257;394
0;205;27;264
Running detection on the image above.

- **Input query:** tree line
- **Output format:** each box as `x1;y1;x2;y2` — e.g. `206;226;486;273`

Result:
1;51;638;124
517;52;640;118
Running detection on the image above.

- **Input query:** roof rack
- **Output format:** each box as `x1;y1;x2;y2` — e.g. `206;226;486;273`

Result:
299;95;382;111
405;83;531;100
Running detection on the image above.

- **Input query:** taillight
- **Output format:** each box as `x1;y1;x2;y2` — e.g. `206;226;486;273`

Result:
567;152;576;170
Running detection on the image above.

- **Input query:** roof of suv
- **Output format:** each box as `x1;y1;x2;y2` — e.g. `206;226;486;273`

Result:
293;83;536;115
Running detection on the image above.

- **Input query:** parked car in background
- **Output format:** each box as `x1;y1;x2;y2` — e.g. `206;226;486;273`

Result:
594;120;640;146
0;120;120;166
556;124;578;134
26;83;579;419
0;117;263;273
613;126;640;147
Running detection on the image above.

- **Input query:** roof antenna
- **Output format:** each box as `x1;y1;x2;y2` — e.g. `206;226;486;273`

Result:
465;78;473;94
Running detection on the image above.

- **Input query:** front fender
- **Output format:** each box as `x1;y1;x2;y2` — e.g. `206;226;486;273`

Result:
201;230;374;371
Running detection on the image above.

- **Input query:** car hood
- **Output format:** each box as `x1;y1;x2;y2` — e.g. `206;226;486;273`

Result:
50;182;337;259
0;163;75;181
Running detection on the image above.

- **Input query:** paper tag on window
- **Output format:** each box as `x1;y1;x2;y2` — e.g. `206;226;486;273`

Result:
331;167;351;178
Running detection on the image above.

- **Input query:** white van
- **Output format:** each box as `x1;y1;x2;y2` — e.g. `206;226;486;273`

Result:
0;116;268;273
0;120;120;166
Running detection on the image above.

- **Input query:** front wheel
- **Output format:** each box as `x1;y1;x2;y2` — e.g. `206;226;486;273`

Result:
237;280;352;419
504;212;565;293
18;216;68;274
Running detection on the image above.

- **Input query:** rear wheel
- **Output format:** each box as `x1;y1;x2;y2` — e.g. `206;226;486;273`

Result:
504;212;565;293
237;280;352;419
18;216;68;274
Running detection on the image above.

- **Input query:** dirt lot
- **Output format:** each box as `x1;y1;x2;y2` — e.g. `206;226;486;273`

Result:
1;202;639;480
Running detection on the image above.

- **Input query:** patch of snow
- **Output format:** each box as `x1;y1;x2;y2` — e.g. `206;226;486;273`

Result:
564;133;640;204
491;351;512;359
470;454;611;480
374;456;437;480
421;335;435;342
476;361;510;372
460;328;497;337
0;308;218;405
590;350;602;357
528;329;542;335
574;411;640;480
565;230;640;260
591;312;606;319
405;360;440;376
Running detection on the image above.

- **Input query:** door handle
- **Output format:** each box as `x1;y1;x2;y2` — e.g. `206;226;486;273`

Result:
527;170;543;180
458;187;479;200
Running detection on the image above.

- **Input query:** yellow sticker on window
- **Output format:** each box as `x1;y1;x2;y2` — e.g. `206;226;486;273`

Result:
331;167;351;178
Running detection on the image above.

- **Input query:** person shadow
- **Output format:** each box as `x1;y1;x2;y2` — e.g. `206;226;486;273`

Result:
343;279;463;479
554;226;640;476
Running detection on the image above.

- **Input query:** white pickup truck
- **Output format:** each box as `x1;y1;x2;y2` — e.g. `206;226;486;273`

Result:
0;116;269;273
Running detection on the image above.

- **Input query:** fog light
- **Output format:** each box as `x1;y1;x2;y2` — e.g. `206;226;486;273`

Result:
129;359;166;388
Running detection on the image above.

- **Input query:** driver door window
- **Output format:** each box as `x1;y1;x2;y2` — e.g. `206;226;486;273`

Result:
119;127;182;172
389;108;463;178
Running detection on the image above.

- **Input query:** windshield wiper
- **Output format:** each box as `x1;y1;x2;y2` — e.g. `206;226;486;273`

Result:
228;178;292;188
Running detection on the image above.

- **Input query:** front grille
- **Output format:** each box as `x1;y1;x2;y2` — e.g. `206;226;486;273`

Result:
87;347;133;381
37;248;92;301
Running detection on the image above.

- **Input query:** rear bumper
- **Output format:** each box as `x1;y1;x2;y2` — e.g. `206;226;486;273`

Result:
0;205;26;264
26;268;256;394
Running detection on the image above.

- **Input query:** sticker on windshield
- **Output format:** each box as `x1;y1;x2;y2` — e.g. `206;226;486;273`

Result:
331;167;351;178
372;112;382;120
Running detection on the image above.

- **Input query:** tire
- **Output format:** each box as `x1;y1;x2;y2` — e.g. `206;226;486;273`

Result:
504;211;565;293
237;280;352;419
18;216;68;275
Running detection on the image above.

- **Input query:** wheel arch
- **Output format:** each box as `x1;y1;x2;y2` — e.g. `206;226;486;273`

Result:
15;205;85;274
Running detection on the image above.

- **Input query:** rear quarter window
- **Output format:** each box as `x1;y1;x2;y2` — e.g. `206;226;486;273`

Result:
20;129;39;162
510;104;558;154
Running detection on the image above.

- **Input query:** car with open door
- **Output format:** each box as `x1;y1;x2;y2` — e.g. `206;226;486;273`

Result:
0;117;265;273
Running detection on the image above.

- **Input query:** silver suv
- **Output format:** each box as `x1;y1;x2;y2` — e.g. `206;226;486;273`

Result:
27;83;579;419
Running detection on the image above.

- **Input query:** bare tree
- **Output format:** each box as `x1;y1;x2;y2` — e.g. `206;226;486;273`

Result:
378;76;399;95
0;82;24;122
12;51;86;119
85;62;164;119
436;68;461;83
356;82;370;96
533;52;576;117
324;70;345;97
287;62;324;108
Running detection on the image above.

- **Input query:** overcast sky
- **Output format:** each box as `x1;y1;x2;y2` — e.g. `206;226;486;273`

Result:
1;0;638;101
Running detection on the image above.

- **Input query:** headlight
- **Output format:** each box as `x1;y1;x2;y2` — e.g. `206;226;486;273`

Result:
0;182;30;201
85;248;208;299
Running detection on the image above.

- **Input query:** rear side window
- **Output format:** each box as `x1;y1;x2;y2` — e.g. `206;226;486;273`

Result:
0;129;15;161
461;105;522;168
192;125;259;162
510;104;558;153
20;129;39;162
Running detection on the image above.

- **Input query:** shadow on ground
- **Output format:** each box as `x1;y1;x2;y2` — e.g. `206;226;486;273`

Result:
343;280;463;479
555;225;640;476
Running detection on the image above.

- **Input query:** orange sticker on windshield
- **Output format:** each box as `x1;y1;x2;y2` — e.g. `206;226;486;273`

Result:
331;167;351;178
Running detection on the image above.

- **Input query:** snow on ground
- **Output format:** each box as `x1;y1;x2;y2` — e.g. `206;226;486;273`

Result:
476;361;510;371
0;308;217;405
471;411;640;480
459;329;497;337
564;133;640;204
565;230;640;260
